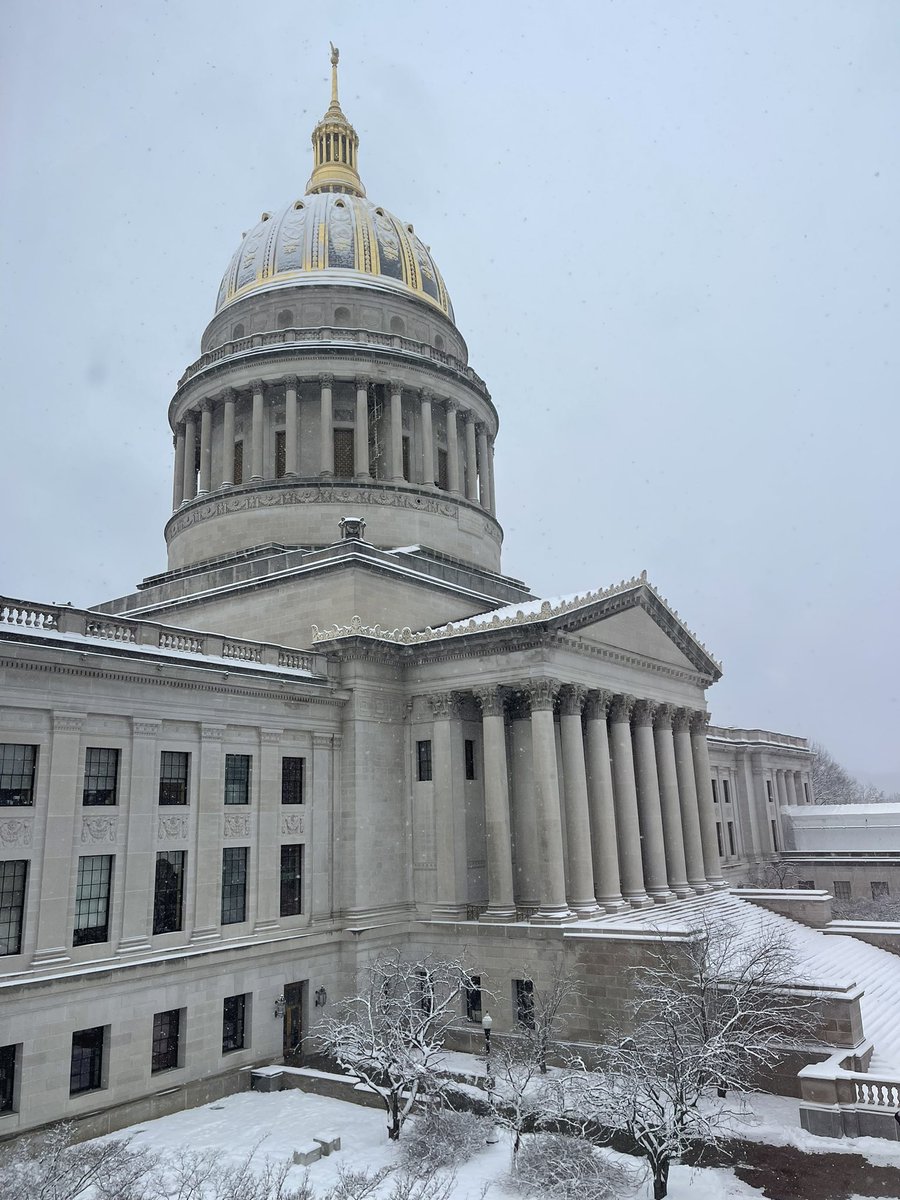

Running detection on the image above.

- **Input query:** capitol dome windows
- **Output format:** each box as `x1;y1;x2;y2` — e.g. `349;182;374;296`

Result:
232;323;245;340
334;306;351;327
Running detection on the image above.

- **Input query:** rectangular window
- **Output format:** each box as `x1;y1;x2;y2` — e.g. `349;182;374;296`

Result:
722;778;731;804
334;428;354;477
833;880;852;902
464;739;476;781
151;1008;181;1073
233;440;243;485
281;756;305;805
0;744;36;806
711;779;719;804
766;779;774;803
798;880;815;890
804;781;811;803
727;821;736;856
715;824;724;856
771;818;778;851
82;747;119;806
153;850;185;935
280;844;303;917
0;860;27;956
275;429;286;478
222;993;248;1053
514;978;535;1029
221;846;248;924
159;751;189;805
872;881;890;900
224;754;251;805
416;739;432;782
73;855;112;946
436;447;449;490
402;435;411;481
466;975;482;1023
0;1043;16;1112
70;1026;104;1094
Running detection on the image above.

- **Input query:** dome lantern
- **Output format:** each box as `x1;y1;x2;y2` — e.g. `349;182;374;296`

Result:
306;44;365;198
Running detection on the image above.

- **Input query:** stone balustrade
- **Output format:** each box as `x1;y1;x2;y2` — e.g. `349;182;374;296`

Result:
0;597;326;677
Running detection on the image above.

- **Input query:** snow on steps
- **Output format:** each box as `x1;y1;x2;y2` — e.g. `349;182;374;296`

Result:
569;890;900;1074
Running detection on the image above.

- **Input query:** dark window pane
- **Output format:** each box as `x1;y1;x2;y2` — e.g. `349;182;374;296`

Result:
464;739;476;781
281;757;305;805
233;441;243;485
73;855;111;946
417;740;432;782
0;860;27;955
159;751;189;805
0;1044;16;1112
715;824;724;856
437;447;448;490
466;976;482;1022
0;744;36;806
515;978;534;1029
222;994;247;1053
153;851;185;934
833;880;851;902
83;747;119;806
402;436;411;481
151;1009;181;1073
727;821;736;856
224;754;251;805
70;1026;104;1094
722;778;731;804
276;430;286;478
334;428;354;477
711;779;718;804
280;844;303;917
221;847;247;924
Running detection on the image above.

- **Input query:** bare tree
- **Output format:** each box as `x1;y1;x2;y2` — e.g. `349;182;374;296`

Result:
561;915;818;1199
0;1122;153;1200
810;742;895;805
512;1132;639;1200
317;950;476;1141
747;858;800;888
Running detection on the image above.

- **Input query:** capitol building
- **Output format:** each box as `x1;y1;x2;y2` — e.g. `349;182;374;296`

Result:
4;51;897;1144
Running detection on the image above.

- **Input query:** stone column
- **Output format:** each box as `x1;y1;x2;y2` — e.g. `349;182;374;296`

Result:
319;374;334;477
486;436;497;515
191;724;224;942
690;712;727;888
464;412;478;501
32;712;85;965
476;423;489;508
558;686;600;916
508;693;539;908
182;412;197;501
429;694;466;920
118;718;161;953
390;383;404;481
445;400;461;494
355;377;370;479
221;389;235;487
172;425;185;508
652;705;691;898
420;391;435;487
672;709;708;892
473;687;516;921
198;399;213;494
284;376;299;476
775;769;787;807
583;691;625;909
797;770;809;804
631;701;674;903
526;679;574;922
250;380;265;480
608;694;650;906
254;729;282;932
785;770;798;807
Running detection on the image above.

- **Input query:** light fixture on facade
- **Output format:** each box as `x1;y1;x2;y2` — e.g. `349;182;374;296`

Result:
273;994;286;1019
314;987;328;1008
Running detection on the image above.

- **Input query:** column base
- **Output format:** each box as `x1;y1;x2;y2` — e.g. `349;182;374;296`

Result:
253;920;281;934
624;893;654;910
571;901;602;919
598;897;629;913
249;475;263;482
479;906;518;924
688;880;712;894
649;888;677;905
31;947;70;967
190;927;222;944
319;470;333;479
671;883;694;900
531;905;577;924
431;904;468;922
707;878;730;890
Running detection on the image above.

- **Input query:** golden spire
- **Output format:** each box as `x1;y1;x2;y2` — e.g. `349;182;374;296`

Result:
306;43;365;197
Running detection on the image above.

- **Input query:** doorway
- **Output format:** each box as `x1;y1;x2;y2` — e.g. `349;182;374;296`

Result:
282;980;307;1065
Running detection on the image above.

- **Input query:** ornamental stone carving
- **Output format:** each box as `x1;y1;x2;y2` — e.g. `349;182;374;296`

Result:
632;699;657;727
672;707;692;732
158;815;188;841
53;712;86;734
312;732;334;748
427;692;459;720
690;710;711;734
584;689;613;720
224;814;251;838
319;373;334;387
281;813;304;835
559;684;588;716
0;819;32;847
472;686;505;718
201;724;225;741
609;694;636;723
523;679;560;712
282;374;298;389
132;719;161;739
260;728;283;744
653;703;676;730
81;815;117;843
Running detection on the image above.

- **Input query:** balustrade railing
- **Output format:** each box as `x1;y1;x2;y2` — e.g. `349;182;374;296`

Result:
1;595;326;679
853;1077;900;1108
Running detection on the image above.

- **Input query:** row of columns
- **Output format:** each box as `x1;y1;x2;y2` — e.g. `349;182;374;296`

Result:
427;683;725;925
774;767;808;807
172;376;496;514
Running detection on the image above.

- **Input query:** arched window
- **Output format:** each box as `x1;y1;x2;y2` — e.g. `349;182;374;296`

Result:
277;309;293;329
232;323;245;340
434;333;444;351
390;316;406;335
334;306;351;327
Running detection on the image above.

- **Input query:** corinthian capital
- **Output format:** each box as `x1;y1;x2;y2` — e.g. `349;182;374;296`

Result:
584;689;613;720
632;699;657;727
427;692;458;720
609;694;636;723
653;703;676;730
672;707;692;732
559;684;588;717
524;678;560;712
690;710;711;735
319;373;334;388
472;685;505;718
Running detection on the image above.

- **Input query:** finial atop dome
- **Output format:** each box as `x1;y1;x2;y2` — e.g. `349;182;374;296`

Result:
306;44;365;198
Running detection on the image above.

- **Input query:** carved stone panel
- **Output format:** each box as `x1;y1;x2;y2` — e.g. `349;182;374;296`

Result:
158;815;188;841
281;813;304;836
81;815;117;843
0;818;32;847
224;814;251;838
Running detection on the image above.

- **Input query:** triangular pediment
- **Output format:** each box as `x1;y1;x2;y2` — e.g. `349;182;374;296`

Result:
558;604;698;671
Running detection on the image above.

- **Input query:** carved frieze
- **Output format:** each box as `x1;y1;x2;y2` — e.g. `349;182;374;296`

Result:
132;719;162;739
0;818;32;847
281;813;304;836
158;815;188;841
201;724;226;741
260;728;283;744
53;712;86;734
224;814;251;838
81;815;117;843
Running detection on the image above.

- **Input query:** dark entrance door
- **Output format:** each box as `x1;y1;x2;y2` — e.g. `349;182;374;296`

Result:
282;981;306;1064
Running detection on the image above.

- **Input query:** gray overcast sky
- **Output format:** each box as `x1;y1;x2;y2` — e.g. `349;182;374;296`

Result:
2;1;898;781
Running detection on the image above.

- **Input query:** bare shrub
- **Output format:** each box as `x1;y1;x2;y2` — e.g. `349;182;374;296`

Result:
400;1107;489;1171
0;1122;154;1200
512;1133;638;1199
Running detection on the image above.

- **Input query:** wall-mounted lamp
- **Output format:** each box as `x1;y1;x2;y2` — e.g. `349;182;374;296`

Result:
273;994;286;1020
314;987;328;1008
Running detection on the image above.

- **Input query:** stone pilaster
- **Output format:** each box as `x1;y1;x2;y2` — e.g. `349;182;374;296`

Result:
172;424;185;508
525;679;575;922
182;413;197;501
319;374;334;477
310;733;337;924
608;694;650;906
284;376;298;476
508;692;540;908
583;690;625;910
476;422;489;509
690;711;727;888
191;724;225;942
250;381;265;480
652;705;692;898
254;729;282;932
355;377;370;479
486;436;497;515
464;411;478;502
785;770;799;807
118;718;161;953
221;389;236;487
672;709;709;892
445;400;461;494
471;687;516;921
429;693;467;920
631;700;674;903
559;686;600;916
390;383;404;482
